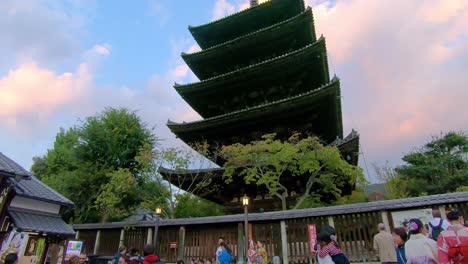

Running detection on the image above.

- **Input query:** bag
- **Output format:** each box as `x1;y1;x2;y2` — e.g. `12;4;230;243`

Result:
318;254;334;264
429;219;444;241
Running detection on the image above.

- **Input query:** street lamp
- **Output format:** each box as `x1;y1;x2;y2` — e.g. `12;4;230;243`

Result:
153;207;162;254
242;195;249;259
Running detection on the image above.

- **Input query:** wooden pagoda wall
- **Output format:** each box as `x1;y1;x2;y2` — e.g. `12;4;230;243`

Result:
74;201;468;264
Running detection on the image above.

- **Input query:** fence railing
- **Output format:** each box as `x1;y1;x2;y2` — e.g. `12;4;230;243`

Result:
73;192;468;264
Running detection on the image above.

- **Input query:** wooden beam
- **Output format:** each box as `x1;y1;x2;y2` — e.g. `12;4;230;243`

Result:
94;230;101;255
119;229;125;247
381;211;391;231
327;216;335;228
147;227;153;245
178;226;185;260
75;230;80;240
237;222;244;262
280;220;289;264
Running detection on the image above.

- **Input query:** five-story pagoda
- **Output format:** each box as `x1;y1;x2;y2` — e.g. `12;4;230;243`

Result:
163;0;360;213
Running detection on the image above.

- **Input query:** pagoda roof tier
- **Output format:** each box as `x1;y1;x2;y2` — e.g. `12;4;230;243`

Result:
189;0;305;49
168;78;343;165
183;8;316;80
176;38;329;118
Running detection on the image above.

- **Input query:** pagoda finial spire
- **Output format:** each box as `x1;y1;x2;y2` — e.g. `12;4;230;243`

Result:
250;0;258;7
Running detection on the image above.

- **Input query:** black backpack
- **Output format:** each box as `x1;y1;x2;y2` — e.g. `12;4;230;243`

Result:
429;219;444;241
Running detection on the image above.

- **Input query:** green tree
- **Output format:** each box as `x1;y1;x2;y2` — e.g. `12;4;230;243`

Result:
32;107;159;223
373;162;410;199
153;143;220;218
221;133;363;210
396;131;468;196
173;194;224;218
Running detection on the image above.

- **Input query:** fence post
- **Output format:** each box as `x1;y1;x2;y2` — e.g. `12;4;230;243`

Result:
439;205;447;220
94;230;101;255
280;220;289;264
178;226;185;260
119;228;125;247
75;230;80;240
328;216;335;228
381;210;391;231
238;222;244;263
147;227;153;245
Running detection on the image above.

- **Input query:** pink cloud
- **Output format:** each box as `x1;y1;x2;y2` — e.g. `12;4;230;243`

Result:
309;0;468;169
0;62;90;128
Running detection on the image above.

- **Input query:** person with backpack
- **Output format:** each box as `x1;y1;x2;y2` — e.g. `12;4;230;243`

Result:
142;244;160;264
437;209;468;263
129;248;143;264
429;209;451;241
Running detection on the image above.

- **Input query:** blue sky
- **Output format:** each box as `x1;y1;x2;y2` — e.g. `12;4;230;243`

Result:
1;0;467;182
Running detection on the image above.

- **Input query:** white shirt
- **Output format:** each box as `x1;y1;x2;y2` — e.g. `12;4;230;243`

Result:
428;218;450;235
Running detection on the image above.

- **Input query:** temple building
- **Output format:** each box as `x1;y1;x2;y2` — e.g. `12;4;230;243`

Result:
163;0;360;213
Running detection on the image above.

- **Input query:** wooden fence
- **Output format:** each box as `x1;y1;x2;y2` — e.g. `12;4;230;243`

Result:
73;193;468;264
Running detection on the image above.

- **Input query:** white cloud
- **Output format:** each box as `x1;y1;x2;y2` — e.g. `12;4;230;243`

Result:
212;0;235;20
92;43;111;56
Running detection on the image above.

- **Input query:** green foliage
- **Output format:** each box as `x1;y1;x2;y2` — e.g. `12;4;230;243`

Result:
373;162;410;199
396;131;468;196
95;169;139;221
154;144;220;218
456;186;468;192
32;107;159;223
333;188;368;205
221;133;363;210
173;194;224;218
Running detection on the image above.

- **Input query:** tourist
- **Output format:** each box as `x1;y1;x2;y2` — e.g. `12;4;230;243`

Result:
429;209;450;241
69;255;80;264
437;209;468;263
206;259;212;264
4;253;18;264
79;253;88;264
177;260;185;264
247;241;257;264
404;218;438;263
142;244;160;264
257;241;268;264
114;245;128;264
199;260;205;264
129;248;143;264
215;237;224;264
317;231;350;264
218;242;232;264
373;223;397;263
191;258;197;264
118;256;131;264
392;227;407;264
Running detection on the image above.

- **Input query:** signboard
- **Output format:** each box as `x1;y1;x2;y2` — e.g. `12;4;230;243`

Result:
307;224;317;254
64;240;83;261
391;209;433;227
170;242;178;249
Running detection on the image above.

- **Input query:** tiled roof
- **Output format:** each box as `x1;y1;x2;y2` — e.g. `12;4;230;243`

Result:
0;152;31;178
9;208;75;236
14;177;74;206
74;192;468;230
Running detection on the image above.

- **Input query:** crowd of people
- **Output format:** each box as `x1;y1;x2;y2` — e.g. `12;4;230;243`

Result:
372;209;467;264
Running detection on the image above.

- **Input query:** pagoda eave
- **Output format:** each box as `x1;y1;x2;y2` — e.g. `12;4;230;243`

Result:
189;0;306;49
182;8;316;80
168;78;343;149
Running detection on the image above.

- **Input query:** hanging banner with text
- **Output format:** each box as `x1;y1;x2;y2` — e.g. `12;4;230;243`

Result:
307;224;317;254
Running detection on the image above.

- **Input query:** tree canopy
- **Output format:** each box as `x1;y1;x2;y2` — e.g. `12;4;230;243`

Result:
221;133;363;210
396;131;468;196
31;108;159;223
